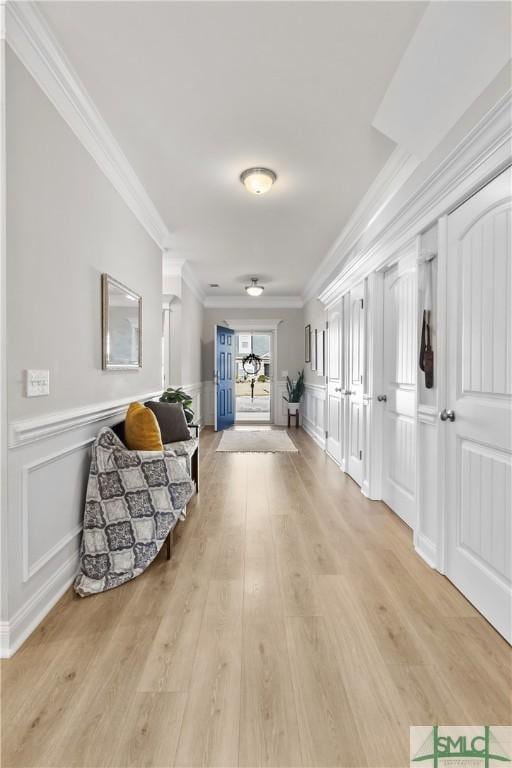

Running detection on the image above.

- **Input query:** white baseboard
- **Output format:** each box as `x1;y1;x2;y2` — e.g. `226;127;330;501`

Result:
414;531;437;569
1;552;77;658
0;623;10;658
302;416;326;450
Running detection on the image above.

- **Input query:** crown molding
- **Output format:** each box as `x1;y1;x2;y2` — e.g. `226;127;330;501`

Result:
303;147;419;303
319;88;512;306
162;253;205;304
162;255;186;278
6;1;172;250
224;318;283;331
203;295;303;309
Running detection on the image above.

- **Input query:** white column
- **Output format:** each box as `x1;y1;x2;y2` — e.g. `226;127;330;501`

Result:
162;294;177;390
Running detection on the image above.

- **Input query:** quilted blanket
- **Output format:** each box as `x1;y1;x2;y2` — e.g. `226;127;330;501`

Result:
74;427;194;597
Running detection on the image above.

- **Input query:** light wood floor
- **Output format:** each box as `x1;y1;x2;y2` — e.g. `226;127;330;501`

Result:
2;427;511;767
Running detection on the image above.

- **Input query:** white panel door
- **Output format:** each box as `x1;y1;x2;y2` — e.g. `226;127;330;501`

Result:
445;167;512;641
347;283;365;485
327;300;343;465
382;261;417;527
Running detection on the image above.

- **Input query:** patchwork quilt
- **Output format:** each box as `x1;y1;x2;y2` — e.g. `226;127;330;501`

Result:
74;427;195;597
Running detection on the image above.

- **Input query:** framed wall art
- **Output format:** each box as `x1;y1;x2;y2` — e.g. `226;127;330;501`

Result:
102;274;142;370
305;324;311;363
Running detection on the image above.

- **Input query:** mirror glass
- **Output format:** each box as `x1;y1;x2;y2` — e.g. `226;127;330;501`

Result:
102;274;142;369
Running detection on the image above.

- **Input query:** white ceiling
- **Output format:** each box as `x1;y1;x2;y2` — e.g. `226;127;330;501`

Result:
40;1;427;298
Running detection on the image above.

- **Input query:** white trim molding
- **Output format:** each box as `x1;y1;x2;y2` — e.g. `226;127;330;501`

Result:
204;295;303;309
2;552;78;658
162;253;205;304
223;318;283;332
414;531;437;569
6;1;172;249
304;147;419;302
318;90;512;305
9;390;161;447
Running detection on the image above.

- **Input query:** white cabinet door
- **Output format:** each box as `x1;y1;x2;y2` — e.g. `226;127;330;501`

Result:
445;167;512;641
382;260;417;527
327;299;343;465
347;282;365;485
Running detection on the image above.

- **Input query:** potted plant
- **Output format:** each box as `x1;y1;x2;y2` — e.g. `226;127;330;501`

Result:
159;386;194;424
283;370;305;415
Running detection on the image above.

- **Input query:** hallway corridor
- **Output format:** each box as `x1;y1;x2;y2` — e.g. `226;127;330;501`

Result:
2;428;510;768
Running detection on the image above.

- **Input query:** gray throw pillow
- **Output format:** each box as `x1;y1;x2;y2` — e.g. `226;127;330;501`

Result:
144;401;191;444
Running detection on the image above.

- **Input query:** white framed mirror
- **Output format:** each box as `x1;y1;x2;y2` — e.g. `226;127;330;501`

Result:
102;274;142;370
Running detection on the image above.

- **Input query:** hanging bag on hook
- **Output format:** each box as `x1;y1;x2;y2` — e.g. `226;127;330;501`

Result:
419;258;434;387
424;319;434;389
419;310;427;372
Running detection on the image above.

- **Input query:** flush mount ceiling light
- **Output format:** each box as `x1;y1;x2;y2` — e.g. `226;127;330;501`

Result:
240;167;277;195
245;278;264;297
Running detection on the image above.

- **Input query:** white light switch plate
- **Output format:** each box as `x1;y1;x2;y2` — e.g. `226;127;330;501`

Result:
25;369;50;397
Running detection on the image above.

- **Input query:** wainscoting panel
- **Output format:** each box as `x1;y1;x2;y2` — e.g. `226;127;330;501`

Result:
181;383;202;426
274;381;288;426
202;380;215;426
22;439;92;582
3;389;161;658
302;383;326;449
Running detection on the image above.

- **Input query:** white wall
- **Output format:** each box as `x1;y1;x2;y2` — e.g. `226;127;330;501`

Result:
7;50;162;420
162;275;204;424
3;50;163;656
303;298;327;385
180;282;203;388
302;298;327;447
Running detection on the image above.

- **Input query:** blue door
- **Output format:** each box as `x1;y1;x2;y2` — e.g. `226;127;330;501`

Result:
215;324;235;431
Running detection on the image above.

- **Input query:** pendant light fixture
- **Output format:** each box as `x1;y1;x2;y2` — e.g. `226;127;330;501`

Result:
245;278;264;297
240;167;276;195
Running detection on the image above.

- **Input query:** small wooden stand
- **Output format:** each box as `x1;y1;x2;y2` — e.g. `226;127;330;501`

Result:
165;529;173;560
287;410;300;428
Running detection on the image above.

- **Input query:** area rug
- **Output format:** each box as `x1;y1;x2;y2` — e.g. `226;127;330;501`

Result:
216;430;298;453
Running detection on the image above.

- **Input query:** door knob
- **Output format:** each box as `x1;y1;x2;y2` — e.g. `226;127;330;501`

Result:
334;387;342;392
342;389;353;395
439;408;456;422
377;394;387;402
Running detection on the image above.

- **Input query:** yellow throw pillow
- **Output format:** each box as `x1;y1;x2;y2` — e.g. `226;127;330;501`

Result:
125;401;163;451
